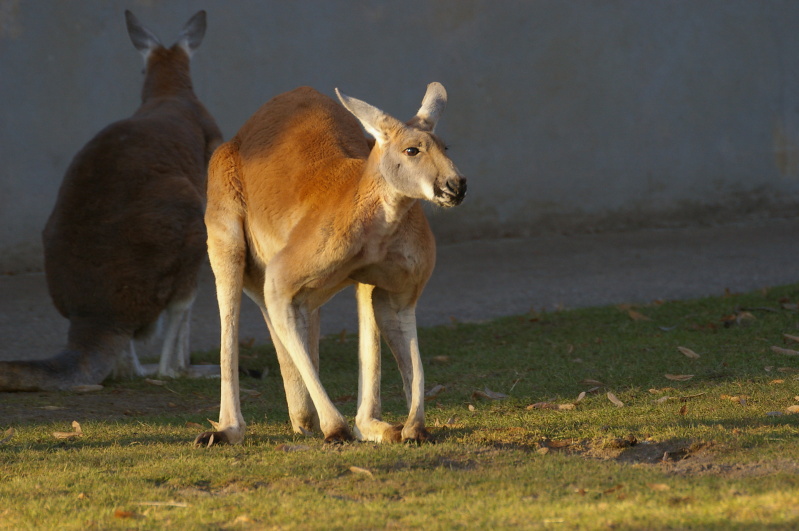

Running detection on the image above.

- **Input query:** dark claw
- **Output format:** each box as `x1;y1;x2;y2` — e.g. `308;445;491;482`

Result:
403;427;434;445
323;427;355;444
194;431;230;447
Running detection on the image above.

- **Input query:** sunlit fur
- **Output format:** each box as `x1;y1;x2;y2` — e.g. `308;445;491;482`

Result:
197;83;466;446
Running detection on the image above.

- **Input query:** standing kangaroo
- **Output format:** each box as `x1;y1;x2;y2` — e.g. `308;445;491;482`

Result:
196;83;466;446
0;11;222;391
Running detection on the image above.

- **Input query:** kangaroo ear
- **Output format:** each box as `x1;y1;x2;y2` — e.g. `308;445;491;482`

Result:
125;10;162;60
407;82;447;132
335;88;403;147
177;10;207;56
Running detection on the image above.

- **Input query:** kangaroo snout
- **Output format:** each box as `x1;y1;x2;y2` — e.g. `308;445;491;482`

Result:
434;175;467;207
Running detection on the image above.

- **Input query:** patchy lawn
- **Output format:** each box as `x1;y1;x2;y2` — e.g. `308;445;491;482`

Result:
2;284;799;529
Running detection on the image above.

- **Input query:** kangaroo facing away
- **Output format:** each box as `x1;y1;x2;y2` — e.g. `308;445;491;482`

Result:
0;11;222;391
195;83;466;446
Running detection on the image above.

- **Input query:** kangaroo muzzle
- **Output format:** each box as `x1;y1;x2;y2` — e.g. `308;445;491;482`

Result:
434;175;467;207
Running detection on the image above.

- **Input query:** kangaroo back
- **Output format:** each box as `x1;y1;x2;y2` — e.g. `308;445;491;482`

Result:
0;11;222;391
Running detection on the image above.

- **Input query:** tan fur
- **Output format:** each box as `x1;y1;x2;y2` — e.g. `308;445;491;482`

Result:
197;83;465;445
0;11;221;391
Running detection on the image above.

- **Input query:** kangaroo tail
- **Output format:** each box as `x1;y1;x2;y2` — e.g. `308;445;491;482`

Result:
0;329;130;392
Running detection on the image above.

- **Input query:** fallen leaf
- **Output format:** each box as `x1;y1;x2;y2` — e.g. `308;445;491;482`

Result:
720;394;749;405
784;334;799;343
648;483;671;492
574;391;586;404
649;387;678;394
434;416;460;428
114;510;137;519
722;311;756;327
654;396;670;404
0;428;15;445
144;378;166;386
628;310;651;322
678;404;688;416
603;484;624;495
467;404;476;412
425;384;446;400
185;422;205;430
241;388;262;397
786;405;799;414
771;346;799;356
38;406;66;411
677;346;700;359
581;379;605;387
679;392;706;401
472;388;508;400
349;466;374;478
275;444;310;453
232;516;256;525
607;392;624;407
430;355;450;364
136;501;189;508
769;379;785;385
566;344;575;354
664;374;694;381
526;402;574;411
53;421;83;440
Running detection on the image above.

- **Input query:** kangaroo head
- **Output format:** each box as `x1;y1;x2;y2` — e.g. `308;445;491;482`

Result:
336;83;467;208
125;10;207;100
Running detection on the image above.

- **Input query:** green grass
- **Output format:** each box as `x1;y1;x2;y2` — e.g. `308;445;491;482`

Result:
2;284;799;529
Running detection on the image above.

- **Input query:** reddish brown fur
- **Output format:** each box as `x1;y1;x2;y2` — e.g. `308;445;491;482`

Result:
198;83;466;446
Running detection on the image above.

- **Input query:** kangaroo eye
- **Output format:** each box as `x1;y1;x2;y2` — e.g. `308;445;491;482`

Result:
403;147;420;157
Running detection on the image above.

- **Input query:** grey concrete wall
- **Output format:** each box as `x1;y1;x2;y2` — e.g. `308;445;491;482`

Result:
2;0;799;273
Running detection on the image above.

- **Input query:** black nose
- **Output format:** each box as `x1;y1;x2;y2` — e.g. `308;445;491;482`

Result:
446;176;467;202
435;176;466;206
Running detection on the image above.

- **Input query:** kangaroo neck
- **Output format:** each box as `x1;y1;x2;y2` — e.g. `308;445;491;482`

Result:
358;149;417;230
141;48;194;102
